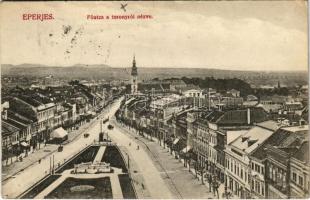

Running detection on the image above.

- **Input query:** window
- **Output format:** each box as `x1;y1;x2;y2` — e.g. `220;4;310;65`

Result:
269;166;273;179
293;172;297;182
262;185;265;196
299;176;304;186
241;169;243;179
252;163;254;170
262;167;264;175
237;165;239;176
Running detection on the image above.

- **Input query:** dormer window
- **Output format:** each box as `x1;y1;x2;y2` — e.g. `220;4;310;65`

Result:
242;137;249;142
248;139;258;147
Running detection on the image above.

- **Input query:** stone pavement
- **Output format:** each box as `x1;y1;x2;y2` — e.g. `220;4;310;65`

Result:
117;146;151;199
93;146;106;163
113;121;217;199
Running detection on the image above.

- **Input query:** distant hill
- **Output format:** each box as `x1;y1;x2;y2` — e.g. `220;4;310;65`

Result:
1;64;308;87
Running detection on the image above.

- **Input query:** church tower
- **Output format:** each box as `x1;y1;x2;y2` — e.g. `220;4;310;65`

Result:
131;55;138;95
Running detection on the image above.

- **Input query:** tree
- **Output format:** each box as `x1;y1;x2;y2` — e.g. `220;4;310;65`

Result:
181;77;253;97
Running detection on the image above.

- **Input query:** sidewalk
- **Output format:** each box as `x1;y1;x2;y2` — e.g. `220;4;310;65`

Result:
117;146;151;199
114;120;239;199
114;120;217;199
2;144;59;182
2;106;111;183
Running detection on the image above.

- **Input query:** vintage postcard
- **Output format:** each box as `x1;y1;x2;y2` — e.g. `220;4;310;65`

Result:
0;1;308;199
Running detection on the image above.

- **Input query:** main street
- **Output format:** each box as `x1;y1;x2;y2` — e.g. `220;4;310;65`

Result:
103;101;175;199
2;98;175;199
2;97;215;199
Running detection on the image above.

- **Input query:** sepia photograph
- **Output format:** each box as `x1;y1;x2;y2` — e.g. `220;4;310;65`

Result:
0;1;309;199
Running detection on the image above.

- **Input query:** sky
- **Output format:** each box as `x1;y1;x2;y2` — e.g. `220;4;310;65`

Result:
0;1;308;71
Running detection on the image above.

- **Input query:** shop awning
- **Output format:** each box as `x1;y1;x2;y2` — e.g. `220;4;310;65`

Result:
173;138;180;145
50;127;68;139
182;146;192;153
20;142;29;147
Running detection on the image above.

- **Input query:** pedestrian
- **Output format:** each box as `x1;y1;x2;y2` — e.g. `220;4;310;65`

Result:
137;145;139;150
38;159;41;164
212;179;219;198
129;142;131;146
207;174;212;192
141;183;145;189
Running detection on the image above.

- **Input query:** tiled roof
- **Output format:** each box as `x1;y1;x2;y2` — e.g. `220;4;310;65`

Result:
217;107;268;126
4;118;28;129
7;110;32;123
15;94;43;107
250;126;309;161
2;121;20;137
292;141;309;164
201;110;224;123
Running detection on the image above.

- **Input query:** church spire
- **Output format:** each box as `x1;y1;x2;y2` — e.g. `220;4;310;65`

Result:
131;54;138;76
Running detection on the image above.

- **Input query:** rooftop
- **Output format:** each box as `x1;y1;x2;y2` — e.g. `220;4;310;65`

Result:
151;94;182;107
230;126;274;154
281;125;309;132
257;120;280;131
218;107;268;126
292;141;309;164
2;121;20;137
226;130;248;144
250;125;309;161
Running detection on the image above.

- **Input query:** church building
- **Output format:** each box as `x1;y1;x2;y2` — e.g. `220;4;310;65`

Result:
131;55;138;95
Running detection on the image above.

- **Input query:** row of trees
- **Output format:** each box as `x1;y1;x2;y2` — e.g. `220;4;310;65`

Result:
181;77;253;97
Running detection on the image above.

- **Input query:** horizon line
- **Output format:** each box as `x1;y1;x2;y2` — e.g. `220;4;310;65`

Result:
1;63;308;73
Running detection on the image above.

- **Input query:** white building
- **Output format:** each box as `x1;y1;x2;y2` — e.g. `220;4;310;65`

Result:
224;126;274;198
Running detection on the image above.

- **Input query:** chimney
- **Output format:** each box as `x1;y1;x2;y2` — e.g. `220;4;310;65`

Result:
247;108;251;125
299;119;305;127
2;109;8;120
1;102;9;120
